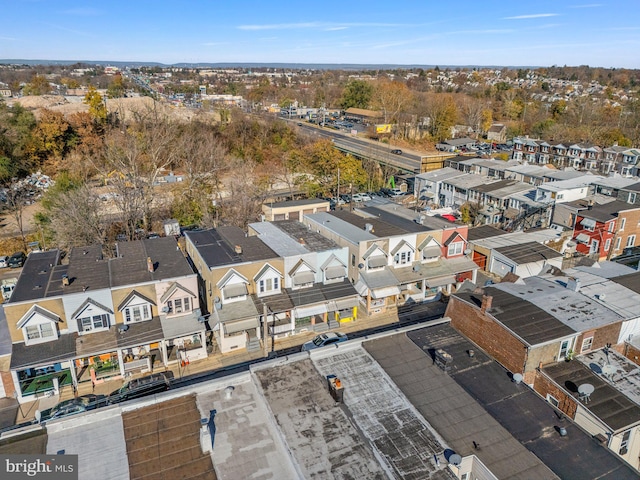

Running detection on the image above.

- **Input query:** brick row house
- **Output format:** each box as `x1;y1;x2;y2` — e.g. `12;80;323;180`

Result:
2;238;206;403
572;200;640;260
303;205;478;316
184;224;359;354
512;136;639;176
446;263;640;468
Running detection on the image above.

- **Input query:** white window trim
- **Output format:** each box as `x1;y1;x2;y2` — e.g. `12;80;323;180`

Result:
547;394;559;407
165;296;192;316
559;339;572;359
24;322;57;345
627;235;636;248
619;218;626;231
124;304;152;323
447;241;464;256
78;313;110;333
257;275;280;296
581;336;594;353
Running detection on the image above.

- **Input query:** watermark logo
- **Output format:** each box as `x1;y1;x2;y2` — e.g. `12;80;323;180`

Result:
1;455;77;479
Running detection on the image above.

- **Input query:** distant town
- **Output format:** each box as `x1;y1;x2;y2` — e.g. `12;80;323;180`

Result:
0;61;639;479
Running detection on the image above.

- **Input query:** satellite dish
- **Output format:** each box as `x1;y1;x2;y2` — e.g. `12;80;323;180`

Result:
161;306;170;313
513;373;523;384
215;303;222;310
413;264;420;272
358;263;364;269
464;248;472;255
449;454;462;466
214;296;221;303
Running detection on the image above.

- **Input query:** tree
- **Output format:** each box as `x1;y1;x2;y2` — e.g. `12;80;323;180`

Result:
22;75;51;96
24;109;73;172
84;86;107;123
106;74;126;99
371;80;413;124
417;93;458;142
339;80;373;110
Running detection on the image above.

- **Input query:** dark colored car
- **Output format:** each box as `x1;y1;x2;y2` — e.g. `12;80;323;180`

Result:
7;252;26;268
107;373;171;404
390;149;403;155
35;394;106;423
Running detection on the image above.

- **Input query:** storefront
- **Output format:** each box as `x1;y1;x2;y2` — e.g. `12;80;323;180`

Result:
15;362;73;399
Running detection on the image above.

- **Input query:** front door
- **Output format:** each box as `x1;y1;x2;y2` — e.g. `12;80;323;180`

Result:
559;339;572;360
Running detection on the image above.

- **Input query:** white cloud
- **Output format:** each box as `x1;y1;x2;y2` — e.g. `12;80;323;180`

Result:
504;13;560;20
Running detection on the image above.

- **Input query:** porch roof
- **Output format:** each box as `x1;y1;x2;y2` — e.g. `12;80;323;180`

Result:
75;317;165;357
11;333;78;369
160;312;205;340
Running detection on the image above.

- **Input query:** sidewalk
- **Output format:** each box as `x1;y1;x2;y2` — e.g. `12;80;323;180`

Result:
13;308;404;425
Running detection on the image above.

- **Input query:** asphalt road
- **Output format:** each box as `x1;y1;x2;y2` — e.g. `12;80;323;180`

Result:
293;121;423;173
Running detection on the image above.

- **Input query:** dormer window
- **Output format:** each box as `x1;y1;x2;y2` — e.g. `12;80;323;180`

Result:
289;260;316;290
118;290;156;324
254;263;283;297
218;269;250;303
161;282;197;316
72;298;113;334
18;305;61;345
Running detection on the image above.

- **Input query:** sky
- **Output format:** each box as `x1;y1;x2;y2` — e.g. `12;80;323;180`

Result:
2;1;640;68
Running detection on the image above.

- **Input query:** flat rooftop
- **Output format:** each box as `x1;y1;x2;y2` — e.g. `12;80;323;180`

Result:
495;241;562;265
249;220;339;255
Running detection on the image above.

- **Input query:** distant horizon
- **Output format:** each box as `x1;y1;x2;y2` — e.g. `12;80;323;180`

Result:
3;1;639;69
0;59;554;70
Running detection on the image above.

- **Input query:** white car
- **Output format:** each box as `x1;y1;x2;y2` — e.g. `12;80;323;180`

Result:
301;332;348;351
351;193;372;203
0;256;8;268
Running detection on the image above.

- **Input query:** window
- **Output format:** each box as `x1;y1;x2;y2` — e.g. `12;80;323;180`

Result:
394;251;412;265
25;323;55;341
124;304;151;323
79;314;109;332
559;339;572;359
259;277;279;294
604;239;611;252
627;235;637;248
460;474;469;480
615;237;622;250
620;218;626;231
547;394;559;407
581;337;593;352
608;221;615;233
620;429;631;455
351;254;356;267
628;192;636;204
448;241;464;256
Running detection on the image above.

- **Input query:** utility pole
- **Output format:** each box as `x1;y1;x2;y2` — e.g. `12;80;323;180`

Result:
337;168;340;201
262;303;269;358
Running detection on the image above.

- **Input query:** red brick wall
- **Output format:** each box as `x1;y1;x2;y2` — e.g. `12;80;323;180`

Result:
575;322;622;354
533;370;578;419
623;342;640;366
447;296;527;374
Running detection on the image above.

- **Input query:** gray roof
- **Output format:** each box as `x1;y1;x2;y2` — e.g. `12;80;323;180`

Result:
0;308;12;357
11;332;78;369
470;229;561;250
495;241;562;264
265;198;330;209
415;167;466;182
454;288;575;345
186;227;279;268
544;353;640;432
397;323;639;480
494;277;624;332
367;330;557;480
9;238;194;304
467;225;507;241
305;212;377;243
249;220;338;255
580;200;635;223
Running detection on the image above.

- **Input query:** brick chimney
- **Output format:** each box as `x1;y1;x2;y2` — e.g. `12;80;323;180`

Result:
235;245;242;254
481;295;493;313
147;257;154;273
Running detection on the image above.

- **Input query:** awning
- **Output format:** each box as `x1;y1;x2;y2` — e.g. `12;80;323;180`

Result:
293;271;315;286
368;256;387;268
334;297;359;310
426;275;456;288
422;246;442;259
325;265;346;280
580;218;597;229
575;233;591;244
354;280;369;296
223;317;259;334
295;304;327;318
224;283;248;298
421;192;435;198
371;285;401;299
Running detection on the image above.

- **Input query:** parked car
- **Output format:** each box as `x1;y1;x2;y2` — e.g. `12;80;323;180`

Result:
351;193;371;203
107;373;171;404
35;394;106;424
390;149;403;155
0;256;8;268
7;252;26;268
388;188;406;198
1;278;17;301
301;332;348;351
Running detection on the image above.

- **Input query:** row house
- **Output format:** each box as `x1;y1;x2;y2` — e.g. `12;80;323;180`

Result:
439;173;492;208
617;182;640;207
185;225;359;354
535;175;600;204
503;164;583;186
572;200;640;260
2;238;206;402
413;167;465;206
303;207;478;316
471;179;534;226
